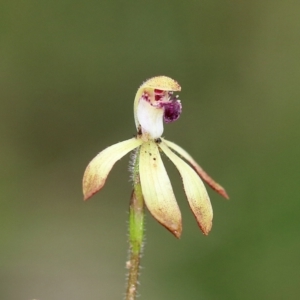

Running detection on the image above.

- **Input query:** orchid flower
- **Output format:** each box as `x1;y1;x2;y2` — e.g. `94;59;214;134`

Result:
82;76;228;238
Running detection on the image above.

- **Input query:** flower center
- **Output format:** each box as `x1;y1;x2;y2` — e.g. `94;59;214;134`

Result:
154;89;164;101
136;89;182;139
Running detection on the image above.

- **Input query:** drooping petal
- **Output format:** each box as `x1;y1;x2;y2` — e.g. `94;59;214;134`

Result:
139;140;182;238
83;138;143;200
162;138;229;199
159;142;213;235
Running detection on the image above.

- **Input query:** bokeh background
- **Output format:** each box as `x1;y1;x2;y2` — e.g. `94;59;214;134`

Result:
1;1;300;299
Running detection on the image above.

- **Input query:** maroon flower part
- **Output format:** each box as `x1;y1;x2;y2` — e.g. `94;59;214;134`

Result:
163;98;182;123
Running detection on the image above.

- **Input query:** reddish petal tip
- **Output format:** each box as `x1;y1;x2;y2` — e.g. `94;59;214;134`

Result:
83;192;93;201
82;165;105;201
200;224;212;236
215;187;230;200
161;222;182;239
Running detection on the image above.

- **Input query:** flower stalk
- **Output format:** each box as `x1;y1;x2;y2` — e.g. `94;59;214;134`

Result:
126;148;144;300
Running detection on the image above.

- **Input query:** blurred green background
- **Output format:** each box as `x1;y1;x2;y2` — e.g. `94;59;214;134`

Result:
1;1;300;299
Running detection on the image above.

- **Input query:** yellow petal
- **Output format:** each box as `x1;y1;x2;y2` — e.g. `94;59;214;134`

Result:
139;141;182;238
141;76;181;91
162;139;229;199
159;142;213;235
83;138;142;200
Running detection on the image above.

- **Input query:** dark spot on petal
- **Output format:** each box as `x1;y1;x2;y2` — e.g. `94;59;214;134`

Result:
154;138;162;143
153;157;156;161
137;125;142;136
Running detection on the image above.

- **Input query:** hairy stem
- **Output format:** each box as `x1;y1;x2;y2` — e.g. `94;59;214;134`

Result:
126;148;144;300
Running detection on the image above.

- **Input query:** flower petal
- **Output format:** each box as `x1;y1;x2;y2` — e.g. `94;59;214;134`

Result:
83;138;143;200
139;141;182;238
162;139;229;199
141;76;181;91
159;142;213;235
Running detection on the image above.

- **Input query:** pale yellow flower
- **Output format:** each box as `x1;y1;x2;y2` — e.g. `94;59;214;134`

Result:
83;76;228;238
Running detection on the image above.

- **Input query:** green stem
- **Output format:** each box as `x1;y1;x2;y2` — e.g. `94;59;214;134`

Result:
126;148;145;300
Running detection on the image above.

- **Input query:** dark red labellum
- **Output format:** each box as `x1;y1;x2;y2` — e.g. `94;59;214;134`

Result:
163;100;182;123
